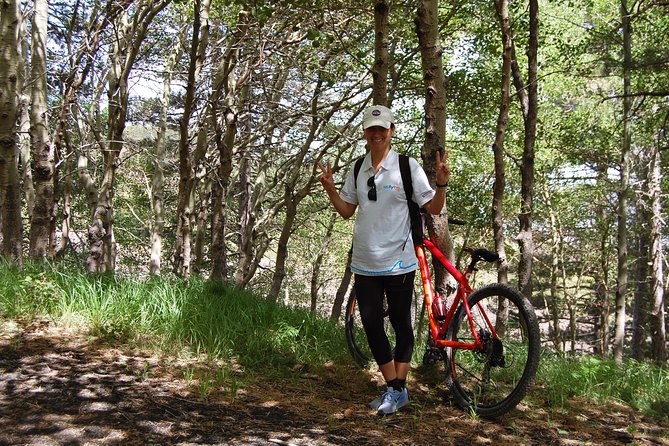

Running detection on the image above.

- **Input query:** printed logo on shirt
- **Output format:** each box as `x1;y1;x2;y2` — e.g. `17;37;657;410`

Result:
383;184;402;192
421;190;433;199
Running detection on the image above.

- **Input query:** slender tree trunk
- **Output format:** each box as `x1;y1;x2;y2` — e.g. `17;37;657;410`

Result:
53;1;110;257
330;248;354;322
311;213;336;314
209;168;227;279
174;0;211;279
88;6;131;273
88;0;171;273
210;83;238;279
415;0;455;296
28;0;57;259
542;186;563;352
19;92;33;222
150;20;186;275
593;162;611;356
649;141;667;361
614;0;632;364
0;0;24;263
631;228;649;361
631;161;650;360
372;0;390;106
235;154;255;287
17;16;31;219
193;178;211;274
516;0;538;300
492;0;512;285
56;134;72;258
269;191;299;303
211;12;250;279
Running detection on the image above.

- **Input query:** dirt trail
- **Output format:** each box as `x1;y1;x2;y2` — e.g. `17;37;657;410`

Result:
1;319;667;446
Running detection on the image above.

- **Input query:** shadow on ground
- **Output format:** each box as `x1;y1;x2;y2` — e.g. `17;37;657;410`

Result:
0;320;667;446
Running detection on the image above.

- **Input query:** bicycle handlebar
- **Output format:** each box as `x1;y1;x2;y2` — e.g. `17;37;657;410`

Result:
463;247;500;263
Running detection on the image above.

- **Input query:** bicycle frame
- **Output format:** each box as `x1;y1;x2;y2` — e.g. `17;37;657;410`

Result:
416;238;498;352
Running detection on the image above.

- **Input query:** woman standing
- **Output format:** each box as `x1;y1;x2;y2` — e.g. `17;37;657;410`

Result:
319;105;449;414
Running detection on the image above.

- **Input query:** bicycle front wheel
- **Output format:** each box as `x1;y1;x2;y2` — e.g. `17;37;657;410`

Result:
446;283;540;418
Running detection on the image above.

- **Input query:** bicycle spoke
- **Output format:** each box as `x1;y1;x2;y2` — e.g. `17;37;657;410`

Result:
446;283;540;418
453;360;484;383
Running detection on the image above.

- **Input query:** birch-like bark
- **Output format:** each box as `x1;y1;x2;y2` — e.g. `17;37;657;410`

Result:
53;1;111;257
18;11;32;222
19;93;33;221
193;178;211;274
649;141;666;361
415;0;455;296
0;0;24;263
28;0;56;259
614;0;632;364
492;0;512;285
150;18;187;275
88;0;171;273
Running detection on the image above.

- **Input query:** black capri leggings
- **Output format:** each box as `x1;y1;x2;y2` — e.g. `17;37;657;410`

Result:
354;271;415;365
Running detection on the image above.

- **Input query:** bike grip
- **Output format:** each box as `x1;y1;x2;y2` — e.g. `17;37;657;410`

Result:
447;218;467;226
472;248;500;262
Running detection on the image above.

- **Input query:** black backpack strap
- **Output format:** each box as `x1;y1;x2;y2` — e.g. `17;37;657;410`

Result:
399;154;424;245
353;157;364;190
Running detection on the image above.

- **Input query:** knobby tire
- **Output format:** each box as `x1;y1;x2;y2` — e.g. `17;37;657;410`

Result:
345;291;372;367
446;283;540;418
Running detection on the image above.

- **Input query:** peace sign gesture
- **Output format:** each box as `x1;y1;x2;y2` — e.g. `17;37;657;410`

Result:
318;159;336;195
318;159;356;219
435;150;450;186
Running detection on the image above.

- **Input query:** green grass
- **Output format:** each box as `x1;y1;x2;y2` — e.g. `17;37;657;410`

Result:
0;260;350;376
1;260;667;419
535;352;669;419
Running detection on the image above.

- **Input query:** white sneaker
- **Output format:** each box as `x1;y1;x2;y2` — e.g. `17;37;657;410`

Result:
369;388;389;410
377;387;409;415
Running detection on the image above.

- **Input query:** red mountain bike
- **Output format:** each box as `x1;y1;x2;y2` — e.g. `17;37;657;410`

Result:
345;219;540;418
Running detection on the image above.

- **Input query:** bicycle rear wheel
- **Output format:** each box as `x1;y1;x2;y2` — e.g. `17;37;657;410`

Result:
344;290;372;367
344;290;397;368
446;283;540;418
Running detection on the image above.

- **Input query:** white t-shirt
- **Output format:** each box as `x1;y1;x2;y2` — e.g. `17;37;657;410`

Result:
340;149;435;276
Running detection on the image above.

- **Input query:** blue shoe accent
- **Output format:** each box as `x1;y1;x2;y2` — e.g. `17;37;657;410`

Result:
369;388;389;410
377;387;409;415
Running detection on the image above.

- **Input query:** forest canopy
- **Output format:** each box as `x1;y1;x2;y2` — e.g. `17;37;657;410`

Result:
0;0;667;363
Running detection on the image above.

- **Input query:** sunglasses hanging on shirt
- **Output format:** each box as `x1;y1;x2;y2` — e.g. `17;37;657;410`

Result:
367;176;377;201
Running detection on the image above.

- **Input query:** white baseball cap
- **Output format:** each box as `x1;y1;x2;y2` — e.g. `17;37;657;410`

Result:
362;105;395;129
